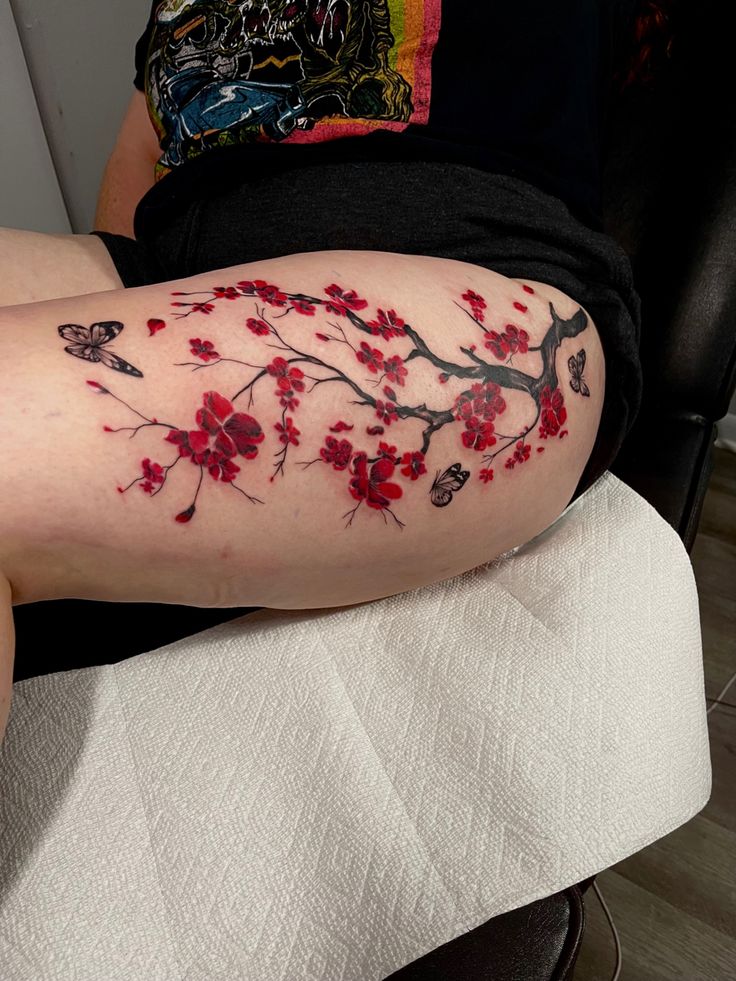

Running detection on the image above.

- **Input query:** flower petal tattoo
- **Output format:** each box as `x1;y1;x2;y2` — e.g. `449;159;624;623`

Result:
58;321;143;378
77;279;592;527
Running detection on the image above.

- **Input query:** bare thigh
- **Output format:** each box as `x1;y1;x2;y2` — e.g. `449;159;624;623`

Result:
0;249;605;610
0;227;123;306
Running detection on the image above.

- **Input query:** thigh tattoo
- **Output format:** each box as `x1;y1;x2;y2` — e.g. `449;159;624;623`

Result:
56;275;592;529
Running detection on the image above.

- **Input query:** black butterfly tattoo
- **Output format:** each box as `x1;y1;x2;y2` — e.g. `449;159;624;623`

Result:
58;321;143;378
430;462;470;507
568;349;590;397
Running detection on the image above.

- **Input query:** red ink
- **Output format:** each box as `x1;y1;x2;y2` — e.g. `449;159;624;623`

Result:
324;283;369;313
356;341;384;374
291;299;316;315
320;436;353;470
538;386;567;439
504;440;531;469
400;451;427;481
384;355;407;386
366;307;407;339
97;279;583;527
213;286;239;300
246;317;270;336
190;338;220;361
484;325;531;361
275;417;300;447
375;400;399;426
147;318;166;336
348;452;403;510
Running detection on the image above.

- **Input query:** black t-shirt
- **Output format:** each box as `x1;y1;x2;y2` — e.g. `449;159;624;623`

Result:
132;1;635;236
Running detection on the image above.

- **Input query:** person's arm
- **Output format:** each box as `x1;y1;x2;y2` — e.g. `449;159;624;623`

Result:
94;90;161;238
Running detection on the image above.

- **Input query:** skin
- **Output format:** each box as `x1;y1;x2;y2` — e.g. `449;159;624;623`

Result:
0;252;602;609
0;113;604;748
0;248;603;705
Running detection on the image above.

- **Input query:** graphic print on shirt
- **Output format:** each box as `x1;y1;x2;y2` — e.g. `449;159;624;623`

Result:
141;0;443;177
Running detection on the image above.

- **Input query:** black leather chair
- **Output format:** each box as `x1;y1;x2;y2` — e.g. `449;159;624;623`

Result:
11;3;736;978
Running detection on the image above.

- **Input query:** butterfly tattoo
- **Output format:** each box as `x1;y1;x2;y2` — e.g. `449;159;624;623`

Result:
430;462;470;507
568;349;590;397
58;321;143;378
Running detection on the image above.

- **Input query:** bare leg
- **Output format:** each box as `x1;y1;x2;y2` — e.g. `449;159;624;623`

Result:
0;248;605;747
0;227;124;306
0;248;604;609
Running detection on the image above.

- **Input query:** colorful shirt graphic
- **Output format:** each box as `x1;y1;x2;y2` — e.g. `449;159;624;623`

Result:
136;0;442;180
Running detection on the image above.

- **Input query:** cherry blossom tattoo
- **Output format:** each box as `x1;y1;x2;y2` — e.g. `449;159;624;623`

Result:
58;321;142;378
80;278;592;526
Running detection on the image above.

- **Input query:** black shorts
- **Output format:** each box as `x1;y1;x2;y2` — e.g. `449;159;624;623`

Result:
91;161;642;506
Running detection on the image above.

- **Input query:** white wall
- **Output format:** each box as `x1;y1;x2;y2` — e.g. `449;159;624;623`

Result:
8;0;151;233
0;0;69;232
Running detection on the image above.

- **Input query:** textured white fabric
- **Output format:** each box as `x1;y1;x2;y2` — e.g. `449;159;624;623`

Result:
0;472;711;981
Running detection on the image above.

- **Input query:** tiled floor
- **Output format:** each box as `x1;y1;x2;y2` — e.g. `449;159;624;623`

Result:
574;447;736;980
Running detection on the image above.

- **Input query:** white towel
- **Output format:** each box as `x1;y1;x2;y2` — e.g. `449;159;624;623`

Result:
0;471;711;980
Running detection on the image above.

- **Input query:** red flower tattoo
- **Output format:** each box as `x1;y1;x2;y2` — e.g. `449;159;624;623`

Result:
505;440;531;469
266;357;305;410
356;341;384;374
275;417;300;446
400;451;427;480
88;277;589;528
213;286;240;300
462;289;487;324
291;298;317;315
365;308;407;339
538;386;568;439
484;324;529;361
246;317;271;336
349;452;403;511
238;279;288;306
320;436;353;470
383;354;408;386
195;391;265;459
190;338;220;361
375;399;399;425
324;283;368;315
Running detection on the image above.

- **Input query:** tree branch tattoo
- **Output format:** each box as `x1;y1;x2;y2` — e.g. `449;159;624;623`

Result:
73;278;591;526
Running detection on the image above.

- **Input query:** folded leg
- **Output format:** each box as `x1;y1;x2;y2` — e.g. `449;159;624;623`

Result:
0;227;123;306
0;248;604;611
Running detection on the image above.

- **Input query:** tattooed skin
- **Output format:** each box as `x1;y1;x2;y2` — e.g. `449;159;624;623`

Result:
58;321;143;378
568;349;590;397
429;463;470;507
78;278;591;527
